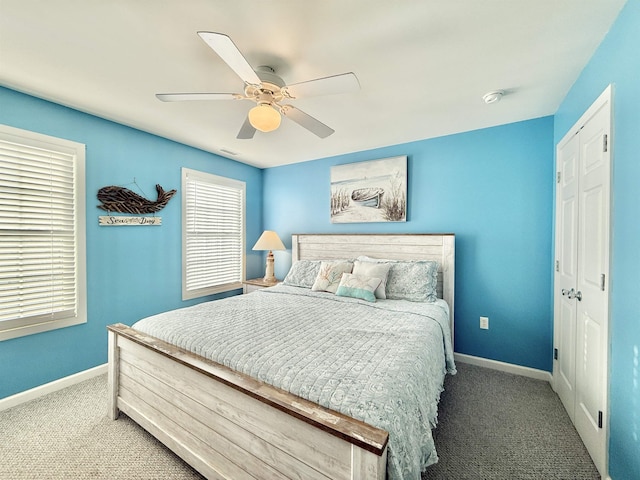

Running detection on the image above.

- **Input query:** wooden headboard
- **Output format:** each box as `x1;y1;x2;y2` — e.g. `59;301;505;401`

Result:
291;233;455;342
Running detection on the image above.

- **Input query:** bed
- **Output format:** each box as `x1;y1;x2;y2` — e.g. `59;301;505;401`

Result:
107;233;455;480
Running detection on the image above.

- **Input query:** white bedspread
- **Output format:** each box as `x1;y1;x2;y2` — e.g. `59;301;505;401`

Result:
133;284;456;480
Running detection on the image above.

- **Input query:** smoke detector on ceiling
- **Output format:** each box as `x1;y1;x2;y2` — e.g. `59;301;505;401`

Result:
483;90;505;104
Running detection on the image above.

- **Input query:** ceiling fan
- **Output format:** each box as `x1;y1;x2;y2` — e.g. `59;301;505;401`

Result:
156;32;360;139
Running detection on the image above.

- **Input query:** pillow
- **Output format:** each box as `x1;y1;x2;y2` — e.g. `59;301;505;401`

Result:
357;256;439;302
282;260;322;288
335;273;382;302
352;260;391;299
311;261;354;293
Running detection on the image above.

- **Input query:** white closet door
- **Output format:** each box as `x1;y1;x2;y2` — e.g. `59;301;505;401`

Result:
554;85;611;477
574;98;610;473
555;131;579;421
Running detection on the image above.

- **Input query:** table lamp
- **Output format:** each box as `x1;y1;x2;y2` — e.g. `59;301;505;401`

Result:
252;230;286;284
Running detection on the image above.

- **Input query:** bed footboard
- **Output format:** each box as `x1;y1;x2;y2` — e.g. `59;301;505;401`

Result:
107;323;388;480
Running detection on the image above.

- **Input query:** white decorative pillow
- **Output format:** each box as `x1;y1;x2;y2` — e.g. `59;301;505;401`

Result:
282;260;322;288
335;273;382;302
311;261;354;293
352;260;391;299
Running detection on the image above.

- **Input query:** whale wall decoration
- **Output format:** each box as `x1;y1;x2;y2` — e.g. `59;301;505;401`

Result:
97;184;176;214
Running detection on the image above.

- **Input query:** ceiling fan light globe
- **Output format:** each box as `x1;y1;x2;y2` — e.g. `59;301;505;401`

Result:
248;105;281;132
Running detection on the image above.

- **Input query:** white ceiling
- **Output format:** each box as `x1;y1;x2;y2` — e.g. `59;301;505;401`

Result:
0;1;627;168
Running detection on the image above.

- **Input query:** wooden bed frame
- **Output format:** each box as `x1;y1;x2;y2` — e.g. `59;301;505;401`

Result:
107;233;455;480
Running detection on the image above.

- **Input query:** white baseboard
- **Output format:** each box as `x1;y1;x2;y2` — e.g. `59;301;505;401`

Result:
454;353;553;383
0;363;107;412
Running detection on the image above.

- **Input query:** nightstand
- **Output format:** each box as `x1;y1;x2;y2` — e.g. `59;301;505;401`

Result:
242;277;280;294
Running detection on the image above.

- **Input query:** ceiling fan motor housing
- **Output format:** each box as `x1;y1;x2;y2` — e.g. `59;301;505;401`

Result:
255;66;285;87
245;68;286;105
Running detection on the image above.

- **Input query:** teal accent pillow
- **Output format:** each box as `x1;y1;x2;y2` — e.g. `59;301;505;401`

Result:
335;273;382;302
352;260;391;299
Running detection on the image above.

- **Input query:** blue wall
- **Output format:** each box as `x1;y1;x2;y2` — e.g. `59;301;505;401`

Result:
555;0;640;477
264;117;555;371
0;87;264;398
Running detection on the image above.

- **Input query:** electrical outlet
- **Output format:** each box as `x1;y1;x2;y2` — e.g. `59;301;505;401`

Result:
480;316;489;330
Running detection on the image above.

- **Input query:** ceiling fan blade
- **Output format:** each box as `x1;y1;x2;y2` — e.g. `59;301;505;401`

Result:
281;105;334;138
197;32;261;86
156;93;240;102
282;72;360;99
237;116;256;139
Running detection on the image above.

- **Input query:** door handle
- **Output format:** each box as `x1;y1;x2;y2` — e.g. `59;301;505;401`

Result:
561;288;582;301
566;289;582;301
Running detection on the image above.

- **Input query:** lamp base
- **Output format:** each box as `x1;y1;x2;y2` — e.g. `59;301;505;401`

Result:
263;251;277;284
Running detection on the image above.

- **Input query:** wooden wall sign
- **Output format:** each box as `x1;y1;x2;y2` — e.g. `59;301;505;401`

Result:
99;216;161;226
96;182;175;226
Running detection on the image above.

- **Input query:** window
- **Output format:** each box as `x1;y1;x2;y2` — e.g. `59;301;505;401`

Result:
182;168;245;300
0;125;86;341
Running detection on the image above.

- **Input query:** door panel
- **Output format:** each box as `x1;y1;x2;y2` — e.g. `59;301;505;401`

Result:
558;299;576;417
579;311;601;420
582;185;604;287
561;199;577;275
576;310;604;466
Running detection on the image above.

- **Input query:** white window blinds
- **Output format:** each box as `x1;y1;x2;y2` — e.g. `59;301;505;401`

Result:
0;125;86;341
182;168;245;300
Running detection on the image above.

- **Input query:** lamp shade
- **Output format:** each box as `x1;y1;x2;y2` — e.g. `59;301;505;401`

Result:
248;104;281;132
252;230;285;251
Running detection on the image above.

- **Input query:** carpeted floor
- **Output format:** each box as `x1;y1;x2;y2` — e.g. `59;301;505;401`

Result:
0;362;599;479
0;374;203;480
424;363;600;480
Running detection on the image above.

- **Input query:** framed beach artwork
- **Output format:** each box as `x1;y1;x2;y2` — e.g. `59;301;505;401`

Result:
330;156;407;223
